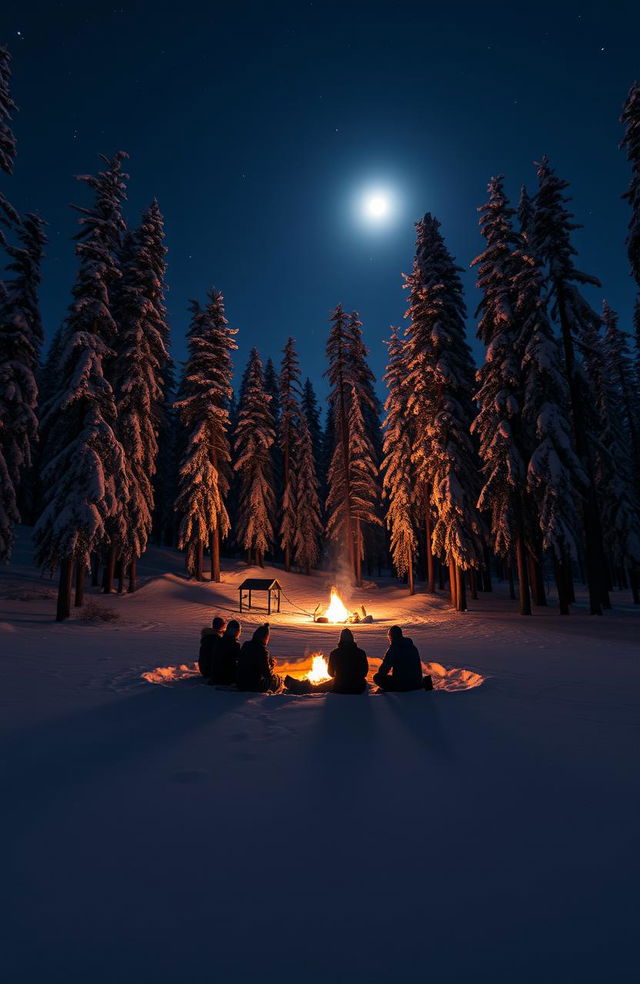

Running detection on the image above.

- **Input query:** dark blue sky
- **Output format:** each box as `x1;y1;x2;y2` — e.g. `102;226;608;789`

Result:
2;0;639;401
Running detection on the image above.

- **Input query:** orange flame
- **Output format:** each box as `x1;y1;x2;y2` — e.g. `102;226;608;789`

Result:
324;586;349;623
307;653;331;684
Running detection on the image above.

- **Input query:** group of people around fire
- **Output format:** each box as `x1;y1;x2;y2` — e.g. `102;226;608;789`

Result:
198;616;433;694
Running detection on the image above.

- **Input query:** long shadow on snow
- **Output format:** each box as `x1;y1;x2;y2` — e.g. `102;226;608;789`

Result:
1;684;252;834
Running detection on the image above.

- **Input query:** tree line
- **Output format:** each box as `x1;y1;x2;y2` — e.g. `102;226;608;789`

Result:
2;44;640;620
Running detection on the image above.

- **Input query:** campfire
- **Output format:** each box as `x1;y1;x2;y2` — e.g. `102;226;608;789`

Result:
307;653;331;684
313;586;374;624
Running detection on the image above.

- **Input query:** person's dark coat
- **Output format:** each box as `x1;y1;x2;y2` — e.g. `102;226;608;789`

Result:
236;638;281;692
328;637;369;694
375;636;422;691
210;635;241;685
198;628;223;679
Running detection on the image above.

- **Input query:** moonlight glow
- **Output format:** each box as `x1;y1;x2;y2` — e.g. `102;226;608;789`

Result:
359;187;396;225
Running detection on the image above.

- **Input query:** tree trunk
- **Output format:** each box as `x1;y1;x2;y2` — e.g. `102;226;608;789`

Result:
529;549;547;607
470;570;478;600
448;558;457;609
515;536;532;616
630;568;640;605
91;553;100;587
128;557;137;594
116;557;124;594
210;528;220;582
425;510;435;592
456;566;467;612
508;561;516;600
195;540;204;580
102;545;116;594
407;552;415;596
57;558;74;622
74;562;85;608
438;558;445;590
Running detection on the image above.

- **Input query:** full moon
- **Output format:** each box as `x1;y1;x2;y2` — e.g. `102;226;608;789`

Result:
360;187;394;224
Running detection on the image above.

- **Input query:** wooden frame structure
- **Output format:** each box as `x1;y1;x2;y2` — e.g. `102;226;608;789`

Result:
238;578;282;615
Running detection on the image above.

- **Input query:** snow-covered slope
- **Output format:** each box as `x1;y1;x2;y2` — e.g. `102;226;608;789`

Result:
1;530;638;983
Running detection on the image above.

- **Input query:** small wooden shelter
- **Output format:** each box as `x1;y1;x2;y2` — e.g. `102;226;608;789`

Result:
238;578;282;615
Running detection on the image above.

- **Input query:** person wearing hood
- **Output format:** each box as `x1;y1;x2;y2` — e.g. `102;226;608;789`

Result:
285;627;369;695
209;619;242;685
373;625;431;692
236;623;282;693
198;616;226;680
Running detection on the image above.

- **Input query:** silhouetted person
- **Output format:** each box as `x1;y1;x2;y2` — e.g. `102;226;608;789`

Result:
373;625;430;691
285;627;369;694
236;623;282;693
209;619;242;685
198;616;226;679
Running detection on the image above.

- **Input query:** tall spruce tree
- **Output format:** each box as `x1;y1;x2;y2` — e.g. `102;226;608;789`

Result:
0;212;46;561
278;337;302;571
347;310;384;576
602;301;640;492
33;154;130;620
382;328;417;593
325;304;380;585
531;157;609;614
621;81;640;287
301;377;322;468
292;411;323;574
580;305;640;584
403;214;482;610
0;44;17;217
111;201;169;590
175;289;236;580
471;177;532;614
514;237;584;614
234;348;276;566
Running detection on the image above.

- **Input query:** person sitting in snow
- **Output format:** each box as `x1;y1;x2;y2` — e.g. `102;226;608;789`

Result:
373;625;432;692
208;619;242;686
284;627;369;695
236;623;282;693
198;616;226;680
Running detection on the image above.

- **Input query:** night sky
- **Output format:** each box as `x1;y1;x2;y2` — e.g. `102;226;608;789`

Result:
3;0;640;398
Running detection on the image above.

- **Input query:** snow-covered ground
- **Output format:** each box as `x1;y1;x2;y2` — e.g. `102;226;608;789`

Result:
1;530;638;983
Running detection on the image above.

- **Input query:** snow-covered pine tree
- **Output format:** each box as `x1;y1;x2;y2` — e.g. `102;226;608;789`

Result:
33;154;131;620
517;186;534;237
292;410;323;574
320;402;335;530
69;153;130;596
264;355;282;542
580;304;640;587
175;289;236;580
347;310;384;577
0;45;16;178
325;304;355;574
601;300;640;493
531;156;609;614
233;348;275;566
0;212;46;561
621;81;640;287
301;377;322;470
513;228;585;614
111;201;170;590
382;327;417;593
278;337;302;571
471;176;533;614
403;214;483;610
